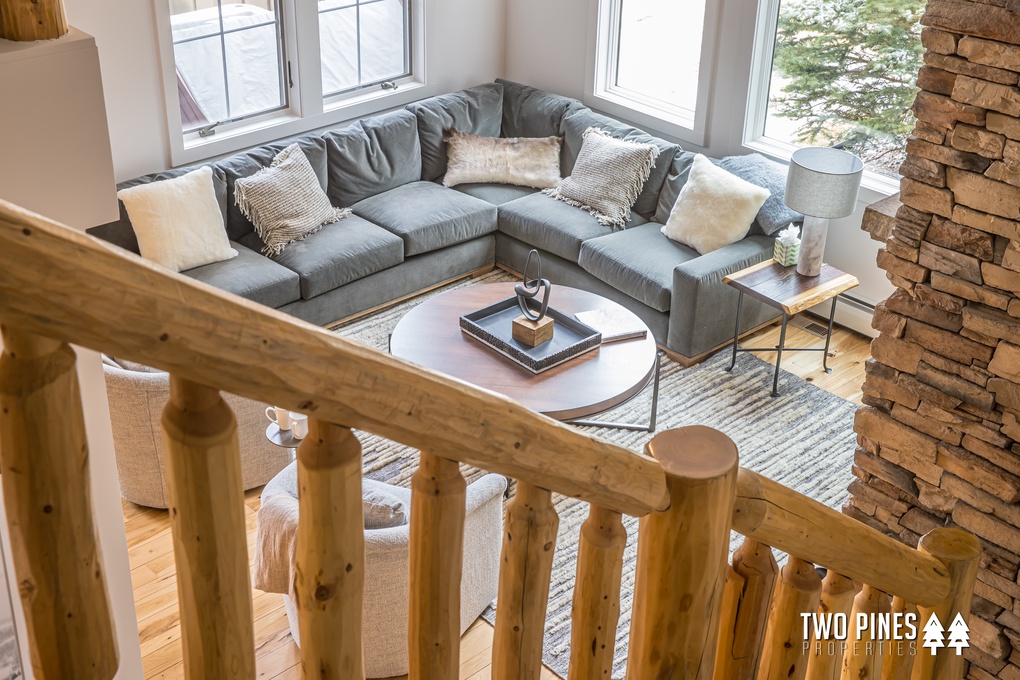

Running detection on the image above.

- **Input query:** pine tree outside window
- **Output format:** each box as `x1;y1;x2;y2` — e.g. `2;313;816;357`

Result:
745;0;925;181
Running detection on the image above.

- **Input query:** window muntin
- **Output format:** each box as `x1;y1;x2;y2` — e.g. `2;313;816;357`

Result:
170;1;288;132
318;0;411;98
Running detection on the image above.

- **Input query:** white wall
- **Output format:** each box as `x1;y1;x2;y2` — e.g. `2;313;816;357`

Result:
505;0;893;336
65;0;506;182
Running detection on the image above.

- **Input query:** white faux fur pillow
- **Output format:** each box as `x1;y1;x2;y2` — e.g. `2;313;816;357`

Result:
117;165;238;272
660;154;771;254
442;128;561;189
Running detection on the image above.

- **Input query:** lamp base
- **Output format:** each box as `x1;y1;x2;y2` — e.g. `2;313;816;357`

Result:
796;215;829;277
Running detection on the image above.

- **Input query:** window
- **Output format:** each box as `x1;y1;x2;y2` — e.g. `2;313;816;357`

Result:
746;0;925;180
156;0;418;162
318;0;411;98
169;0;287;132
589;0;717;145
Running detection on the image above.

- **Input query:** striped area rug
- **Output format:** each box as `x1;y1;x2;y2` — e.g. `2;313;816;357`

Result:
335;270;858;678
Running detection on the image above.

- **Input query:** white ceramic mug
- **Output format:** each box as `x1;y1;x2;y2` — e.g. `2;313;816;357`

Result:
290;412;309;440
266;406;292;430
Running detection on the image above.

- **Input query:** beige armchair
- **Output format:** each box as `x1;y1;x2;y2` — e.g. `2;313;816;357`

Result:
102;356;293;508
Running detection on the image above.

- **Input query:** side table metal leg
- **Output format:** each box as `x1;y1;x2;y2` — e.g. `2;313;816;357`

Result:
772;312;788;397
823;297;837;374
727;291;743;372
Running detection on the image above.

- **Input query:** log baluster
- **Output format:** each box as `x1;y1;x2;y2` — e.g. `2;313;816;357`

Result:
0;329;119;679
492;481;559;680
805;571;855;680
724;537;779;679
408;451;466;680
626;426;739;679
0;0;68;41
758;557;822;680
909;528;981;680
713;566;747;680
162;376;255;679
839;584;889;680
568;505;626;679
882;596;917;680
293;418;365;679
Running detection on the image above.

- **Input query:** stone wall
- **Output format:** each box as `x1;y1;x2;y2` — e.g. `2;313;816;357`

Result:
850;1;1020;677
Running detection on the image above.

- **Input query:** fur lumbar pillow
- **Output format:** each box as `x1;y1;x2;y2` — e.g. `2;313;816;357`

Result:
442;128;562;189
660;154;771;254
234;143;351;256
117;165;238;272
544;127;659;228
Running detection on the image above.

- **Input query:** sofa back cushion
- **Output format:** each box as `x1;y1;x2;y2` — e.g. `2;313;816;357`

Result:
496;78;582;139
654;151;698;224
87;163;229;255
215;133;328;242
406;83;503;181
324;109;422;207
560;107;680;220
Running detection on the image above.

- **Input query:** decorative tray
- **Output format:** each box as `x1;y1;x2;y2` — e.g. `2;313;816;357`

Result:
460;297;602;374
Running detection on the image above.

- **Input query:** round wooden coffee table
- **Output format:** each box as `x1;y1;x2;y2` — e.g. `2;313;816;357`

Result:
390;283;659;425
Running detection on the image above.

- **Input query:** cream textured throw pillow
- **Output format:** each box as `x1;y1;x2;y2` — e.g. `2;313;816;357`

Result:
117;165;238;272
544;127;659;228
442;128;561;189
234;143;351;256
661;154;771;254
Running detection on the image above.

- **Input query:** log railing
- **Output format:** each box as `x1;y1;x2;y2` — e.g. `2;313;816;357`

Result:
0;199;983;680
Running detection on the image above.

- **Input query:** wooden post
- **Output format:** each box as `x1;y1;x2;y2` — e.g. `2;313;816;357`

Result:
725;538;779;679
0;0;68;40
293;418;365;679
805;571;855;680
713;567;747;680
161;376;255;679
0;328;118;679
909;528;981;680
408;451;466;680
568;505;626;680
758;557;822;680
840;585;889;680
626;426;740;680
882;597;916;680
492;481;559;680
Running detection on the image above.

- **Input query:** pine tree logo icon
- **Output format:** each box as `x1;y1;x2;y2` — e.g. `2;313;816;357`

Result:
947;613;970;654
922;613;945;655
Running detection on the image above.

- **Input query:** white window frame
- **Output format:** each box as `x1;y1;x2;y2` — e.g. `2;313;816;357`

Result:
585;0;721;148
154;0;425;167
742;0;900;195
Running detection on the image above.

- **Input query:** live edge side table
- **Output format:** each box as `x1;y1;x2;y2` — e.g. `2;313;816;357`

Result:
723;259;859;397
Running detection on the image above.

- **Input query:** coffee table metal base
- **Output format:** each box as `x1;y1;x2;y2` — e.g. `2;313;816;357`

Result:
567;351;662;432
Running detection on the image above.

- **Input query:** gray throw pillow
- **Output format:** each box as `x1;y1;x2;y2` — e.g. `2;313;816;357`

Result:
544;127;659;228
362;478;408;529
719;153;803;235
234;144;351;256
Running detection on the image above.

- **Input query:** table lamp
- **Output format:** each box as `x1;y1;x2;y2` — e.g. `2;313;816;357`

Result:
784;147;864;277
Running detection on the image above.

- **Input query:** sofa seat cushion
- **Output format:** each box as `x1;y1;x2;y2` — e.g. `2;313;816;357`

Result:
184;241;301;308
498;192;647;263
452;182;539;205
579;223;699;312
241;216;404;300
352;181;498;257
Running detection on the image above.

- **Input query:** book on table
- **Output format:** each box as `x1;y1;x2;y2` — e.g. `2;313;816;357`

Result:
574;308;647;343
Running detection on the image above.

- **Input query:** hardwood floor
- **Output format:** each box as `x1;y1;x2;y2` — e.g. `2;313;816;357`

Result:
124;318;871;679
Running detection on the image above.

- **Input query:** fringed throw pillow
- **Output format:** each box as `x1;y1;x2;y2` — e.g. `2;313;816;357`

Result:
442;128;562;189
234;143;351;256
543;127;659;228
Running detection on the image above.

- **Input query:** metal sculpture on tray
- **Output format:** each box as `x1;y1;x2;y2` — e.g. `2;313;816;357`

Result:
512;250;555;347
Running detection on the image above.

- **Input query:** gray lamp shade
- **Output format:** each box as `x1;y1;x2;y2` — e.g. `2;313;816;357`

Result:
784;147;864;219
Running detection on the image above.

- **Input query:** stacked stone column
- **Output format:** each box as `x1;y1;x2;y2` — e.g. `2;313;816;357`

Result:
850;1;1020;677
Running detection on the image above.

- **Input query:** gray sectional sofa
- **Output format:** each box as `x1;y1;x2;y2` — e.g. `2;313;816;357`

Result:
89;79;780;362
